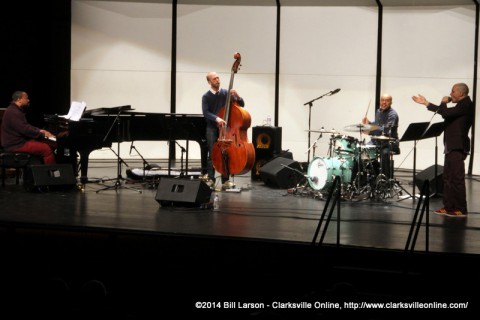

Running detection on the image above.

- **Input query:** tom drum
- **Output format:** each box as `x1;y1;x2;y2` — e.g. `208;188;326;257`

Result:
334;135;358;157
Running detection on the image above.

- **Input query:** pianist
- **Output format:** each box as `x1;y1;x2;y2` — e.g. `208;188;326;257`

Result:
1;91;56;164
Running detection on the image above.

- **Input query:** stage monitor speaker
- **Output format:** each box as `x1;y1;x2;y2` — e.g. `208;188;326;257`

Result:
259;157;303;189
156;177;212;207
415;164;443;195
251;126;282;180
24;164;77;191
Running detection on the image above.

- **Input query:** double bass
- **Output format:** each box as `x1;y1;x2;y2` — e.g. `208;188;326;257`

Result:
212;53;255;179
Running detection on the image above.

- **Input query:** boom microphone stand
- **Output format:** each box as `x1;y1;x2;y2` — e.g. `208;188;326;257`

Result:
174;141;187;177
130;141;152;184
304;88;341;163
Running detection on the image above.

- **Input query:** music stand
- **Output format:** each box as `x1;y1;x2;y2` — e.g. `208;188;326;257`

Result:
96;106;142;193
421;122;444;197
399;122;430;200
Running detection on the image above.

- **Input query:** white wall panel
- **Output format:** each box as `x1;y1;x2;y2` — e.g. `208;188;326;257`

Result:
382;5;476;172
279;7;378;164
72;0;172;113
176;4;277;159
71;2;478;174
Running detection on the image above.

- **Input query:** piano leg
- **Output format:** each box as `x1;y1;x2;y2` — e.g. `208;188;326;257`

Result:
78;150;92;185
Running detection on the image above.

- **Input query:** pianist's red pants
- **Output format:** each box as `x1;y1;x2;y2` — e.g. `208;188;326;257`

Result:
13;140;56;164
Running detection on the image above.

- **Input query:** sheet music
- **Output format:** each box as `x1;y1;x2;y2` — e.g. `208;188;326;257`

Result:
59;101;86;121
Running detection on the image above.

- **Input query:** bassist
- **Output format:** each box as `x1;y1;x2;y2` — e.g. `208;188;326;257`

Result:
201;71;245;189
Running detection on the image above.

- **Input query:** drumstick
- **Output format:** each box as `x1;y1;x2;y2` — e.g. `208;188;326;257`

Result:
364;99;372;119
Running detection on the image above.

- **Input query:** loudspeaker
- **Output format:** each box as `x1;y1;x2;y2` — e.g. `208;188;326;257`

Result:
24;164;77;191
252;126;282;154
156;177;212;207
415;165;443;195
251;126;282;180
259;157;303;189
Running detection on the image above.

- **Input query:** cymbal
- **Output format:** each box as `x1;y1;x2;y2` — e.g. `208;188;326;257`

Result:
343;123;379;132
306;129;343;134
371;135;395;140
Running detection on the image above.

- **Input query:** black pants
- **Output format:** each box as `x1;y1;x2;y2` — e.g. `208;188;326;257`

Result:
443;150;467;213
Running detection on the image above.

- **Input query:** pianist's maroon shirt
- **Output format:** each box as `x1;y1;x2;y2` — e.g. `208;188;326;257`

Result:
1;102;42;151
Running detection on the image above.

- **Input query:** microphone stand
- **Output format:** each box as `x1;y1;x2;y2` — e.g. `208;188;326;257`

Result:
304;90;338;163
130;143;151;184
175;141;186;177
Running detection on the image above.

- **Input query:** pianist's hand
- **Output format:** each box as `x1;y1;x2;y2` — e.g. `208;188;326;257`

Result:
40;129;55;139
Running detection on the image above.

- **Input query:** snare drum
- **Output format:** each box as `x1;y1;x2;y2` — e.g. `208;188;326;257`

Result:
360;145;378;161
334;135;358;157
307;156;354;191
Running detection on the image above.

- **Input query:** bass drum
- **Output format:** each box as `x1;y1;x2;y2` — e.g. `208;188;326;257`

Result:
307;156;354;191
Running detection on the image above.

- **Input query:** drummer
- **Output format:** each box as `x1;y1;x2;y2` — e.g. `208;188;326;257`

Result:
362;93;400;179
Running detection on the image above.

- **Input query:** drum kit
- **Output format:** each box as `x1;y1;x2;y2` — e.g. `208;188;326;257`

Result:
304;123;403;200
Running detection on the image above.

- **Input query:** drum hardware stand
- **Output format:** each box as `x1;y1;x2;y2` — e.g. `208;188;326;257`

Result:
348;159;376;201
327;133;337;157
385;149;412;200
305;132;322;159
303;89;341;163
96;107;142;194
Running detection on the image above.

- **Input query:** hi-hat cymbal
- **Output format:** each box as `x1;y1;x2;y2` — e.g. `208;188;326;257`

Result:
343;123;379;132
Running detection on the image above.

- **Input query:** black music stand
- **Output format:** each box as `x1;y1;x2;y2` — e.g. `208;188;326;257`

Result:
399;122;430;200
421;122;444;197
96;106;142;193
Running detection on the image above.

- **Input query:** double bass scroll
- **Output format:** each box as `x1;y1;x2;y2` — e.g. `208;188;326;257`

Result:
211;52;255;177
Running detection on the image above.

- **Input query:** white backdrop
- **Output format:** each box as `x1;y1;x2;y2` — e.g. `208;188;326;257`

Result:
71;1;479;175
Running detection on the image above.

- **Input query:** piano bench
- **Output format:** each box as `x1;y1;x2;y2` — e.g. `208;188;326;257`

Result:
0;152;31;187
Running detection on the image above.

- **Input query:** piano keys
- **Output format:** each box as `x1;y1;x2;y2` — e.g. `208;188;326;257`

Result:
45;108;208;185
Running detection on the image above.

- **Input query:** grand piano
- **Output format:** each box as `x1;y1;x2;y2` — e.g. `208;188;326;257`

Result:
46;106;208;185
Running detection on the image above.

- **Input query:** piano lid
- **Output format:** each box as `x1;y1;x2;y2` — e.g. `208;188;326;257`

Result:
84;105;133;116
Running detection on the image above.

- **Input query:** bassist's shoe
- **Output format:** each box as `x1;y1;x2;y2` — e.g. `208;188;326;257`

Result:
222;181;235;190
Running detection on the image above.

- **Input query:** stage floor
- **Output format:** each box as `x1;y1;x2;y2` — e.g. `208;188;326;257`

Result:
1;160;479;255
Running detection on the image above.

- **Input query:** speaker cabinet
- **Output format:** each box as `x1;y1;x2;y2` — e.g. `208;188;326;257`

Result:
24;164;77;191
251;126;282;180
156;177;212;207
415;165;443;195
259;157;303;189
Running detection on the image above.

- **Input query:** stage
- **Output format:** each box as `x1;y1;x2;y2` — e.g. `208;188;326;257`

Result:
0;160;479;319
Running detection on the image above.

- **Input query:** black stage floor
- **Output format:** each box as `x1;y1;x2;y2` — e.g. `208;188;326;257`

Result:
1;161;479;319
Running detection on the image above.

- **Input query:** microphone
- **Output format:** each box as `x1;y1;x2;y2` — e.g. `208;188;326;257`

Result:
129;141;134;155
330;88;341;95
447;97;452;103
